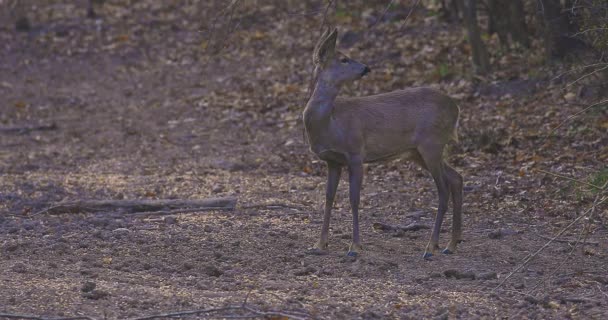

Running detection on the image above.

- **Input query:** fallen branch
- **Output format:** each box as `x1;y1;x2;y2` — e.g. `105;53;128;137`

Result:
35;197;237;215
372;221;430;232
535;168;605;190
0;123;57;134
242;202;310;211
493;196;607;291
535;233;599;245
129;304;309;320
545;98;608;138
0;314;94;320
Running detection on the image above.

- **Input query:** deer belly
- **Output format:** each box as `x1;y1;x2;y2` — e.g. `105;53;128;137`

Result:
316;149;348;164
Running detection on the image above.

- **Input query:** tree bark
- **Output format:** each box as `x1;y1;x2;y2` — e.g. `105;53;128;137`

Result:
539;0;582;59
487;0;529;48
460;0;489;74
508;0;530;47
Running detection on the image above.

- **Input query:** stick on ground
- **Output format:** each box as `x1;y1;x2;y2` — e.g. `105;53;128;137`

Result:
35;197;237;215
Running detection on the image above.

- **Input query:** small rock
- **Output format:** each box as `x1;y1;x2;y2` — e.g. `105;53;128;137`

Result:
406;211;425;219
4;243;19;252
212;184;224;193
203;225;214;232
164;216;178;225
81;281;96;293
444;269;476;280
82;289;109;300
293;266;317;276
112;227;130;233
11;263;27;273
563;92;577;101
429;272;442;278
524;295;539;305
477;271;498;280
203;265;223;277
488;228;518;239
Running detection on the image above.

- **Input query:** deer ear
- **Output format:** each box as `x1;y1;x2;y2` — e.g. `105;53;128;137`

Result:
314;28;338;65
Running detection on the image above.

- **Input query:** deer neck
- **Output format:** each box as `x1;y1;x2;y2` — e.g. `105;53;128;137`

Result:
304;79;341;128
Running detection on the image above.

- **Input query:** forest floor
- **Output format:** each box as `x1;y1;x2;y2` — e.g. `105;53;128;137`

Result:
1;1;607;319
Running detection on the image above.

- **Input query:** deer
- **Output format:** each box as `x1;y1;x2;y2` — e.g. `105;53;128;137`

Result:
303;28;463;259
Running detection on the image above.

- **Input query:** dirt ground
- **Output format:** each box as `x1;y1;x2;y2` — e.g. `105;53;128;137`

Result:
1;1;607;319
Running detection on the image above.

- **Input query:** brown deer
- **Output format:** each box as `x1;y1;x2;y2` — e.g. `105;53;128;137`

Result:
303;28;463;259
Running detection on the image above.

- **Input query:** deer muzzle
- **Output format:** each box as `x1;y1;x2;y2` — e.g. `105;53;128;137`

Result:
361;66;371;77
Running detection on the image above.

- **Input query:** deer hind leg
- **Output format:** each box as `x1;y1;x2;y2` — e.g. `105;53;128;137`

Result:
417;144;450;259
442;163;463;254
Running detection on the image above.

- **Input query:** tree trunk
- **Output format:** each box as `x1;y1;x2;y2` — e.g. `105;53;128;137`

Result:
508;0;530;47
539;0;581;59
487;0;529;48
439;0;461;23
460;0;489;74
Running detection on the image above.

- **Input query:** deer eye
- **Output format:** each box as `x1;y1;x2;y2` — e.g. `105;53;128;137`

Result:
340;58;349;64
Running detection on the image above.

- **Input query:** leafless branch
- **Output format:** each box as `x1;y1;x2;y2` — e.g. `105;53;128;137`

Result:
571;27;608;37
546;98;608;137
34;198;237;215
0;314;95;320
565;64;608;88
130;304;309;320
527;196;601;295
369;0;397;29
493;196;607;291
534;233;599;245
551;62;607;81
241;202;310;211
535;168;606;190
398;0;422;31
199;0;242;55
0;123;57;134
129;306;243;320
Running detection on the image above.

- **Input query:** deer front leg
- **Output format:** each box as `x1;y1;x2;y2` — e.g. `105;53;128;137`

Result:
313;161;342;252
347;156;364;257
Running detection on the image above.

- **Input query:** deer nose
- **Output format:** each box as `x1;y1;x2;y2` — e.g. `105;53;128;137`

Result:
362;66;371;76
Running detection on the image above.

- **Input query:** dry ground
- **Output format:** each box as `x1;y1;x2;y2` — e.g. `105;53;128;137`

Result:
1;1;607;319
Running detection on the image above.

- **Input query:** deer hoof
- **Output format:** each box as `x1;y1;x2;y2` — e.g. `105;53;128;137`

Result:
423;252;433;260
346;251;358;257
442;248;454;255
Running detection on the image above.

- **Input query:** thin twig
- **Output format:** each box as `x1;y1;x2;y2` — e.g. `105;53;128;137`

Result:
551;62;607;81
0;123;57;134
130;305;309;320
535;168;605;190
527;196;600;294
129;206;235;217
0;314;95;320
242;306;310;320
535;233;599;245
241;202;310;211
565;64;608;88
369;0;397;28
129;306;242;320
398;0;421;31
493;196;607;291
545;98;608;138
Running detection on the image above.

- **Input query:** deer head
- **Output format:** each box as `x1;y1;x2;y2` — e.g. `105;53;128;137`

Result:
312;28;370;88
